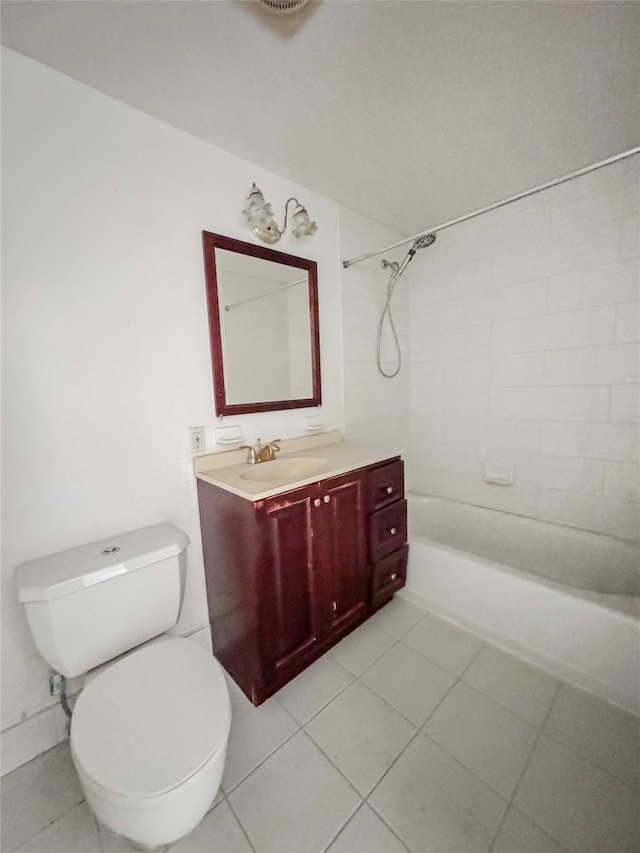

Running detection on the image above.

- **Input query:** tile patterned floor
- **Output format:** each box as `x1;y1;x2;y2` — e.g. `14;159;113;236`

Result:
2;598;639;853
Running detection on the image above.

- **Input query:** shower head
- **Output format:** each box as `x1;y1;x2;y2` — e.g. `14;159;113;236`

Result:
413;233;437;250
396;233;437;275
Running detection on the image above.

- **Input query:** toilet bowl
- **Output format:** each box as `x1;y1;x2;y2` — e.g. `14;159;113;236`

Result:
70;638;231;848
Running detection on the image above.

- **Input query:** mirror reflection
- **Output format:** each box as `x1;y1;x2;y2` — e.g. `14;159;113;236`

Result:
202;232;321;416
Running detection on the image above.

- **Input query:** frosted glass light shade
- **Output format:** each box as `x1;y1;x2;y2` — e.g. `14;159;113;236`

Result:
291;204;318;238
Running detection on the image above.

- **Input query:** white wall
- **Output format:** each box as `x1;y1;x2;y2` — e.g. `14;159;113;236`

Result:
339;207;414;452
1;48;345;771
408;156;639;540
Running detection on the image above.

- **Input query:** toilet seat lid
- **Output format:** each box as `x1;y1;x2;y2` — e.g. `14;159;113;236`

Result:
71;638;231;799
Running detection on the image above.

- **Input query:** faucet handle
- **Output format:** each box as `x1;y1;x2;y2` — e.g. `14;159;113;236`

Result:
239;444;259;464
258;439;281;463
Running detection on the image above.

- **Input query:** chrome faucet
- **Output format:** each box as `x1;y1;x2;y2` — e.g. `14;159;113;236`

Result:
239;439;281;465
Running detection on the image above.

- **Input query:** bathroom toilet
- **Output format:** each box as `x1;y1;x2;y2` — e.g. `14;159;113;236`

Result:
16;523;231;848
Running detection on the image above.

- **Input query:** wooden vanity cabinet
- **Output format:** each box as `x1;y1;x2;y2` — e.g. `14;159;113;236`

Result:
197;456;407;705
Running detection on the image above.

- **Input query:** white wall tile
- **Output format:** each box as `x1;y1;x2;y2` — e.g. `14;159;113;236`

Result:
411;329;466;362
615;301;639;342
620;213;639;259
443;293;494;329
490;279;548;323
536;488;639;539
487;419;543;454
490;353;545;387
407;157;638;537
443;358;491;388
546;257;639;314
417;466;539;516
610;385;639;423
543;343;638;386
485;451;604;496
465;324;491;356
541;422;638;462
491;306;616;355
414;442;485;476
604;462;639;502
490;386;609;422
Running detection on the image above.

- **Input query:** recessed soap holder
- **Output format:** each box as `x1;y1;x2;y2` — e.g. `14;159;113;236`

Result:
215;425;246;446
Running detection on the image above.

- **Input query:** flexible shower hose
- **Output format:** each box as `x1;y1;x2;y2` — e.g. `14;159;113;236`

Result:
376;267;403;378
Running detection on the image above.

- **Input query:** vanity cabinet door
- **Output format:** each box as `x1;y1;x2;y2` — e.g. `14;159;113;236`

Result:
258;485;323;685
316;470;368;637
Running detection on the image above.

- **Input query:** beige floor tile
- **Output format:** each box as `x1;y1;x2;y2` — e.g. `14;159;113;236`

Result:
462;645;559;727
327;803;409;853
170;800;251;853
275;654;353;724
228;731;361;853
360;641;456;726
0;743;84;852
14;803;100;853
327;620;396;676
424;681;538;799
369;733;507;852
221;690;298;792
367;596;426;640
402;612;484;676
305;681;416;796
514;734;639;853
544;683;640;788
491;807;570;853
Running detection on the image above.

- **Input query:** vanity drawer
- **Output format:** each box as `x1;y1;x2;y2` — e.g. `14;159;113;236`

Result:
369;499;407;561
367;460;404;513
371;546;408;610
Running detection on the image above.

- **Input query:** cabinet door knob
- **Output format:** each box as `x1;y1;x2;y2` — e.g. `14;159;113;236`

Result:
313;498;322;507
323;495;331;503
390;573;397;581
386;486;394;494
389;527;397;535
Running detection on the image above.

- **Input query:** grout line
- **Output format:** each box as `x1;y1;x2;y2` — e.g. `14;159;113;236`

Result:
221;723;301;796
540;727;640;794
487;679;564;852
224;796;258;853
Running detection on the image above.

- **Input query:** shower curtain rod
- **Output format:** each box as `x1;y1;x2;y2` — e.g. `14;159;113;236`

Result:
224;275;308;312
342;146;640;269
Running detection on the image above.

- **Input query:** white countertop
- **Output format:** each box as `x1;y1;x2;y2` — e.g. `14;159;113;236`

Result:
194;431;402;501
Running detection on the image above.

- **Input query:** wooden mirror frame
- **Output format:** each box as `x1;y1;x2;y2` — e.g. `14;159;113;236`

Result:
202;231;322;416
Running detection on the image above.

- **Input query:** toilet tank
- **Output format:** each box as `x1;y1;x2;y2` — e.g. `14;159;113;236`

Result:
16;523;189;678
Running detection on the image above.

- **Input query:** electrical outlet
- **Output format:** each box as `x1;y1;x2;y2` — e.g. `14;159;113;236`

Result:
189;426;205;453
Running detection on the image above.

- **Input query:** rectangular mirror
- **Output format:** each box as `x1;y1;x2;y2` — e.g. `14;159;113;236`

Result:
202;231;321;416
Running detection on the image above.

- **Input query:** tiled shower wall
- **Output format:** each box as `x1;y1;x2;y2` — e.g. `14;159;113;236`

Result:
408;156;639;540
340;206;414;451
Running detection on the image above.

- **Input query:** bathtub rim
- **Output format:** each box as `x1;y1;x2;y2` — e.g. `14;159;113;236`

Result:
403;534;639;717
407;491;640;602
407;528;639;621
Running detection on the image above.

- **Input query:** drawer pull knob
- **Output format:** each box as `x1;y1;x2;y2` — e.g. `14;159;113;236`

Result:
323;495;331;503
390;573;397;581
314;498;322;507
386;486;394;494
389;527;397;535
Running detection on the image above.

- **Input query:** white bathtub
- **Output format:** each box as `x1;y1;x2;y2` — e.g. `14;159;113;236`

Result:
403;494;639;716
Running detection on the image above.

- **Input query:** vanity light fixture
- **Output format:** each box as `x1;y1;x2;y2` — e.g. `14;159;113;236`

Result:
242;183;318;244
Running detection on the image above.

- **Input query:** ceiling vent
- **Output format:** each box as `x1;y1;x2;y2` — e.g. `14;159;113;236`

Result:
259;0;310;14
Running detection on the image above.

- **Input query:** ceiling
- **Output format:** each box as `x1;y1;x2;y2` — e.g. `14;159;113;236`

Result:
2;1;639;237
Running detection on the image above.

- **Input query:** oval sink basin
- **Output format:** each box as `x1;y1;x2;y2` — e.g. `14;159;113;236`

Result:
239;456;327;483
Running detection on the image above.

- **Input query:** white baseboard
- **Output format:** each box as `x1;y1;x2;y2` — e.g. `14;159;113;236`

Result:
2;624;213;776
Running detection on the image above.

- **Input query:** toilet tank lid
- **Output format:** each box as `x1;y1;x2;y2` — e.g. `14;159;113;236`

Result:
16;523;189;602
